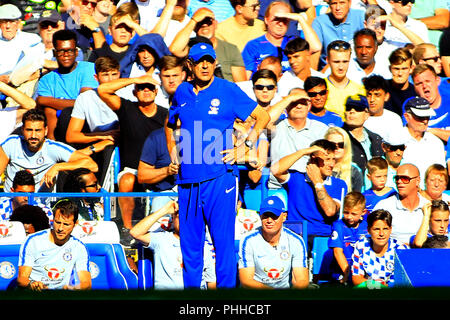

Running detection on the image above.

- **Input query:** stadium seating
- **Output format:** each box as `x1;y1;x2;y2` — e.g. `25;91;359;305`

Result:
311;236;334;284
73;221;138;290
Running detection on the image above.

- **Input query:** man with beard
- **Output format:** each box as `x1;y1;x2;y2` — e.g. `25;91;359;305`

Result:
0;109;98;193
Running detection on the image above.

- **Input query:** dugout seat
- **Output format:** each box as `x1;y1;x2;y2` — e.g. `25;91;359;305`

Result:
73;221;138;290
311;236;334;284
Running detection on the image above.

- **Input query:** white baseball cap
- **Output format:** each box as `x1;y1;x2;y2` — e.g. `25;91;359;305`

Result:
0;4;22;20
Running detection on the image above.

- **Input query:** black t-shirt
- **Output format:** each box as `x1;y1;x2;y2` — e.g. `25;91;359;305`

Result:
385;80;417;117
439;28;450;57
88;42;129;63
116;98;168;169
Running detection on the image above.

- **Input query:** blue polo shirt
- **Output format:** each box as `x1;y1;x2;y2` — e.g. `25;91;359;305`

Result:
283;170;348;236
241;34;296;75
362;188;397;216
312;9;365;68
168;77;257;184
307;110;344;127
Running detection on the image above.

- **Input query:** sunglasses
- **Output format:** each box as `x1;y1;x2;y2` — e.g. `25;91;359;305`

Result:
345;104;367;112
422;56;440;63
197;17;214;26
84;182;99;189
39;21;58;29
387;144;406;152
394;175;418;184
332;141;345;149
307;89;327;98
82;0;97;7
328;40;351;51
393;0;415;5
254;84;276;91
55;48;77;56
136;83;156;91
244;2;260;10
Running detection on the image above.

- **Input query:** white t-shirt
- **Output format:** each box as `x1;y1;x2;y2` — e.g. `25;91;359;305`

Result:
72;89;119;132
277;69;325;98
0;30;41;75
364;109;404;142
384;17;430;48
18;229;89;290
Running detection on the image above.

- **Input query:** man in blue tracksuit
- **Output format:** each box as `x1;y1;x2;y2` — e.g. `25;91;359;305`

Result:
166;42;269;288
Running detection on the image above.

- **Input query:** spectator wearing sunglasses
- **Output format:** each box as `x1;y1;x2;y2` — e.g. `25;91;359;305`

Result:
276;37;324;98
379;131;409;189
305;76;343;128
98;72;168;247
373;163;428;245
61;0;106;57
325;126;363;192
342;94;384;174
362;75;403;142
383;0;429;49
412;43;444;76
400;96;446;188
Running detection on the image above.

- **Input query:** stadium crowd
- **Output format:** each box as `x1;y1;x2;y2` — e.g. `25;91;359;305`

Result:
0;0;450;290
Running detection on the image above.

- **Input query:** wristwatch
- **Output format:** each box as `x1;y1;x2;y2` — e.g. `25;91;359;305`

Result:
92;27;101;33
89;145;96;154
244;139;254;150
314;182;324;189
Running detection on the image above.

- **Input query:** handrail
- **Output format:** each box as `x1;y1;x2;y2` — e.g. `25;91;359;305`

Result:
0;166;271;221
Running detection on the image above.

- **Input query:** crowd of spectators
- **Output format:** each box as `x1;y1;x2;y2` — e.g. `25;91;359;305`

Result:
1;0;450;290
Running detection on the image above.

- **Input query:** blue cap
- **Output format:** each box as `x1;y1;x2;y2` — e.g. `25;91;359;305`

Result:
188;43;216;62
345;94;369;111
259;196;286;217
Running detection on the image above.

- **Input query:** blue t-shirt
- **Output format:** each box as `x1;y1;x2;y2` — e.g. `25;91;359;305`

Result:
312;9;365;69
168;77;257;184
329;219;368;264
283;170;348;236
140;127;176;192
241;34;295;75
362;188;397;216
37;61;98;113
307;110;344;127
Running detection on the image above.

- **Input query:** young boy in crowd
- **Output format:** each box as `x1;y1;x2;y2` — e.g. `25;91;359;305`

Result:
328;191;368;285
363;157;397;215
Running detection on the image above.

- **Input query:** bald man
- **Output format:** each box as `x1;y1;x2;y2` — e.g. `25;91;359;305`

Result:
373;163;429;245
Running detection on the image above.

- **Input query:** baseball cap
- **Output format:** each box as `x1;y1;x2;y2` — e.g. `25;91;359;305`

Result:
345;94;369;112
188;43;216;62
38;10;62;24
382;130;408;146
259;196;286;217
404;96;436;118
0;4;22;20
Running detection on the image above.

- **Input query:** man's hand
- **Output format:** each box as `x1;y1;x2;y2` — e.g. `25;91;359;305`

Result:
79;13;99;31
29;281;48;291
135;74;161;86
306;162;323;185
191;7;215;24
167;162;180;175
40;164;60;188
